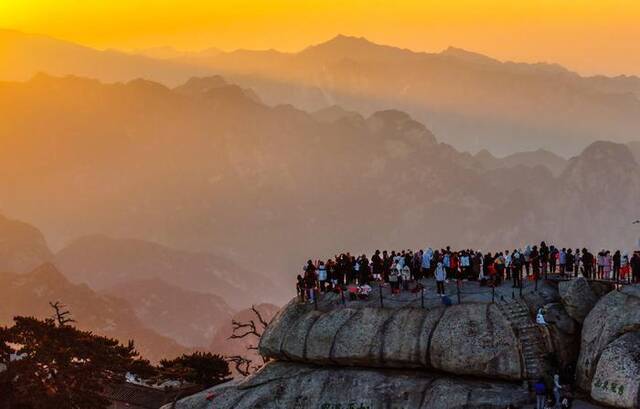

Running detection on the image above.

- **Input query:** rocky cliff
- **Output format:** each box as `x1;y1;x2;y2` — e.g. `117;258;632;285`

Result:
576;285;640;408
168;279;597;409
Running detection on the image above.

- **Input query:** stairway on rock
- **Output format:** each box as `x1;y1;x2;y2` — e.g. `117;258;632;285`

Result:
497;300;548;381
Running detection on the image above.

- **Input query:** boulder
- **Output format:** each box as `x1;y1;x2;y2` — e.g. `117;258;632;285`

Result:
164;361;530;409
558;277;599;323
590;331;640;408
429;303;521;380
522;280;561;315
576;285;640;391
259;301;526;380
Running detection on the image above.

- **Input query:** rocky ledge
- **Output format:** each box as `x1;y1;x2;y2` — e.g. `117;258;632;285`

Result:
167;279;640;409
167;361;530;409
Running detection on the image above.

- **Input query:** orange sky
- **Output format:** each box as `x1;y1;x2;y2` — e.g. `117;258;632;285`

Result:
2;0;640;76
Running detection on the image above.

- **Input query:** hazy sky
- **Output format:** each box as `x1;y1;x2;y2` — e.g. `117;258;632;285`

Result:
2;0;640;76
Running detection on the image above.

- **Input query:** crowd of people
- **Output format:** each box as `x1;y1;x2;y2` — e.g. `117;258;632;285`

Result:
296;242;640;302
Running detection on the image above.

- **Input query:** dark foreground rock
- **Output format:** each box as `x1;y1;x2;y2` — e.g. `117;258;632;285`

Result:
164;361;530;409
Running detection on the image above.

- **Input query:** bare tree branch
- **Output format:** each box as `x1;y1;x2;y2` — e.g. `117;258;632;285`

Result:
251;305;269;329
226;356;255;377
226;305;273;376
228;320;261;340
49;301;76;327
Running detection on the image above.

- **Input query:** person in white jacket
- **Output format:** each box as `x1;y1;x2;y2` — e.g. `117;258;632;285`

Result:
536;308;547;325
435;262;447;296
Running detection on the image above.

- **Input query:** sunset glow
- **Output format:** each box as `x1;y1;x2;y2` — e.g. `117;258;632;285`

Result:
2;0;640;75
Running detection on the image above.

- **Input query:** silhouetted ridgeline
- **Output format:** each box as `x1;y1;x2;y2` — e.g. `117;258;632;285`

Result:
1;74;639;291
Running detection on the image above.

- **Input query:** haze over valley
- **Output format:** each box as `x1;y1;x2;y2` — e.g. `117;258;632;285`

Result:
1;27;640;365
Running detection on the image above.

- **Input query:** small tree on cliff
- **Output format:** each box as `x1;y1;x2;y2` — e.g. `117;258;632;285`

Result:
227;305;270;376
0;304;154;409
158;352;231;388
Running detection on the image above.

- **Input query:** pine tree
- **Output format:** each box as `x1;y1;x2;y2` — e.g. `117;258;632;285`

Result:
0;315;155;409
158;351;231;388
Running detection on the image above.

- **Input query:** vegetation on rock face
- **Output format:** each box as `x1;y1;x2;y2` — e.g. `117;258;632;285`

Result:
159;352;231;388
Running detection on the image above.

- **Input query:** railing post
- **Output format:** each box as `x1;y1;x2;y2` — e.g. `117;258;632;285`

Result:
341;287;345;305
421;287;425;309
379;284;384;308
456;280;461;304
491;285;495;304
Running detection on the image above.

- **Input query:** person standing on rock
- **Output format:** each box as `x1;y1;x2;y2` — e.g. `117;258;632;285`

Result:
631;251;640;283
535;378;547;409
549;246;558;274
573;248;581;277
317;261;327;292
401;263;411;291
553;373;563;409
582;248;593;279
304;260;317;303
597;250;605;279
564;249;574;277
382;250;391;282
613;250;621;282
603;251;612;280
389;263;400;294
504;250;512;280
371;250;382;281
540;241;549;276
421;248;433;279
511;249;522;288
435;261;447;296
621;253;630;282
531;245;540;280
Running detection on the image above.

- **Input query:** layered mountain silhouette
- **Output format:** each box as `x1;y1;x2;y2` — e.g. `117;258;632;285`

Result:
0;263;189;361
473;148;568;176
1;74;639;294
3;30;640;155
0;213;52;272
0;214;264;358
104;279;233;348
55;235;277;308
182;35;640;156
0;29;208;85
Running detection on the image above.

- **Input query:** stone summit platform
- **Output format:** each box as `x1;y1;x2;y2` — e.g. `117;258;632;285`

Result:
166;279;640;409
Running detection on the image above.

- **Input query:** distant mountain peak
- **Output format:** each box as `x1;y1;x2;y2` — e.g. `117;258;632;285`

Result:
125;78;171;93
29;262;66;282
174;75;228;94
328;34;372;44
173;75;262;103
311;105;363;124
300;34;413;60
440;46;499;65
